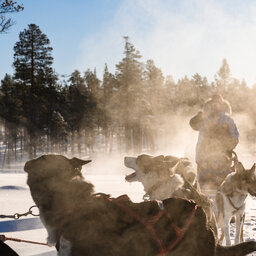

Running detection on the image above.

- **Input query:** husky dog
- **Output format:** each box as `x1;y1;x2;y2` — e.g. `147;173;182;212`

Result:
24;154;256;256
24;155;92;251
124;154;218;234
216;161;256;246
125;155;185;200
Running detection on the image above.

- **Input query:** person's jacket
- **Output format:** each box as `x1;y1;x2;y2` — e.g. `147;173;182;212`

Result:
190;110;239;171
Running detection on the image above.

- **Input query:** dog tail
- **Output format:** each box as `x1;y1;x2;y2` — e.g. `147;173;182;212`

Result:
215;241;256;256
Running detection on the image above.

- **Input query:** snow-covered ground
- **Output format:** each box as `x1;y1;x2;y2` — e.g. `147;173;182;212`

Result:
0;157;256;256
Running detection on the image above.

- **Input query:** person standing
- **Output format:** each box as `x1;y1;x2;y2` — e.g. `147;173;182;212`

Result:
190;94;239;188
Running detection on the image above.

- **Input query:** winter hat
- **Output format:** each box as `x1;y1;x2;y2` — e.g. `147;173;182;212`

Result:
203;94;232;115
211;94;223;103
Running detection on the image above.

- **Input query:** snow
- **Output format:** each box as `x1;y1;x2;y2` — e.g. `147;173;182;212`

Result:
0;160;255;255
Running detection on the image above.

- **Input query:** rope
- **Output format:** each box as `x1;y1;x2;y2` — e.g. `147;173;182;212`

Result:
0;205;39;219
0;234;49;246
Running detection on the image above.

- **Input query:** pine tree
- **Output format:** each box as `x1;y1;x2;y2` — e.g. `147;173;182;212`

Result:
214;58;231;94
13;24;56;158
115;36;143;153
143;59;164;113
101;64;118;152
64;70;97;155
84;68;101;98
48;111;68;153
13;24;54;88
191;73;211;107
164;75;177;113
0;74;23;162
0;74;21;123
84;69;101;153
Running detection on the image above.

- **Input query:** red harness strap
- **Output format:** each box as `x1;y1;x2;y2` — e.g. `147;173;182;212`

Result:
162;206;197;255
110;196;197;256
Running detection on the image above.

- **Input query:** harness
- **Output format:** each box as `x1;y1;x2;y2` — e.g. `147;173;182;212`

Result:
146;180;168;199
198;166;233;187
217;189;246;216
198;151;238;188
98;194;197;256
227;195;245;213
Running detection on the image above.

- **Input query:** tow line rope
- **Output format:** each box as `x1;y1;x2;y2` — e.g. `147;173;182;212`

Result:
0;206;48;246
0;234;49;246
0;205;39;219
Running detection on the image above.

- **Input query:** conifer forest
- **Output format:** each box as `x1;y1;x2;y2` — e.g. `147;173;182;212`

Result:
1;22;256;168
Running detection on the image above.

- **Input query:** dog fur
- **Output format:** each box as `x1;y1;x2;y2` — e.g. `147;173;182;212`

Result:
125;155;184;200
24;155;92;249
124;154;219;234
216;161;256;246
24;154;256;256
124;154;198;199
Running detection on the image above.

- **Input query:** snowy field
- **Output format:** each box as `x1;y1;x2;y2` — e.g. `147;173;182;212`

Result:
0;157;256;256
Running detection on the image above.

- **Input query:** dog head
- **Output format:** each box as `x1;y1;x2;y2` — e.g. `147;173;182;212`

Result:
24;154;92;182
124;154;185;200
234;161;256;196
244;163;256;197
124;154;169;182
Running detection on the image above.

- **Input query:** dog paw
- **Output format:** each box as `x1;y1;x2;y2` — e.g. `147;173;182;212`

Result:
47;242;56;247
47;236;57;247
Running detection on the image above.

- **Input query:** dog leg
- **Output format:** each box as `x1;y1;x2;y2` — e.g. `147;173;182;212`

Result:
216;192;224;244
240;213;245;242
223;215;231;246
235;211;244;244
218;214;225;245
39;213;57;246
58;236;72;256
46;226;57;247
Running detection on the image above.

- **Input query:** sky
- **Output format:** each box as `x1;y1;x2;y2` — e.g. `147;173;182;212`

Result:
1;0;256;86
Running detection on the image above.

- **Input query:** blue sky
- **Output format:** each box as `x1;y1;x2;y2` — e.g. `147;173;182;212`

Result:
1;0;256;86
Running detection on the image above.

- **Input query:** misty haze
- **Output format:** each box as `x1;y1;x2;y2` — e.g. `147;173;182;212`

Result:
1;1;256;256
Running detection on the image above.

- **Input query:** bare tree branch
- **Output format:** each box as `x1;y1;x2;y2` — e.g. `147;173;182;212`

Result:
0;0;23;33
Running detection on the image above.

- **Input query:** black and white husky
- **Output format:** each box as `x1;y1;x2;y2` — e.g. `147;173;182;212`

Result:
124;154;219;234
216;161;256;246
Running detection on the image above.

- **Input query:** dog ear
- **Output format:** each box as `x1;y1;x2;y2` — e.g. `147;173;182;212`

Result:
24;160;33;173
179;158;191;168
235;161;245;174
171;159;190;174
70;158;92;168
249;163;256;173
151;155;164;164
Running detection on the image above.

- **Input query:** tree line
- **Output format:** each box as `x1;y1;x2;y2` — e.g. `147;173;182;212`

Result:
1;24;256;165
